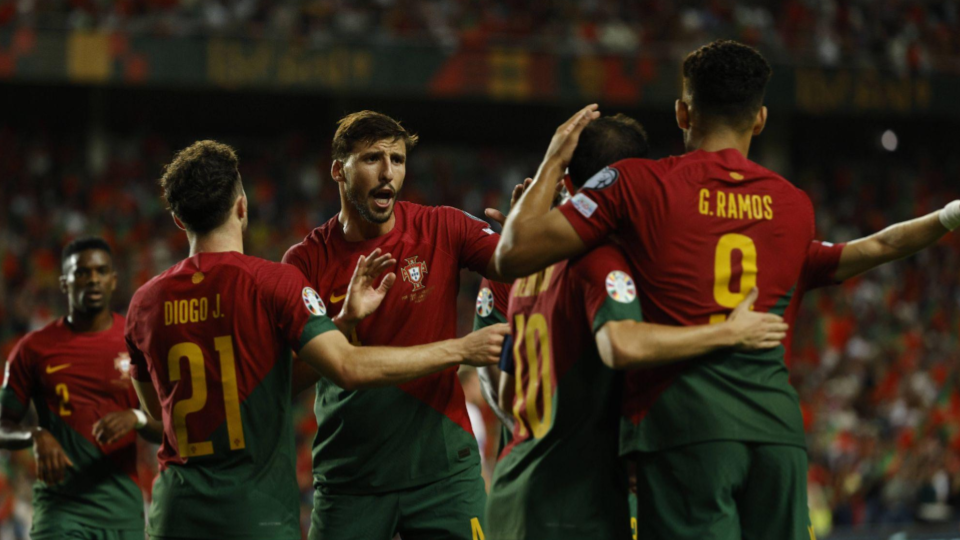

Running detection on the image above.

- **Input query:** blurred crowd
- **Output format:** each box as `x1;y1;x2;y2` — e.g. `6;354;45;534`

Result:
2;121;960;538
3;0;960;73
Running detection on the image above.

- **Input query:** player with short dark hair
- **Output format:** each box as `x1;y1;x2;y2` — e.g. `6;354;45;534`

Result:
128;140;506;540
495;39;960;540
283;111;508;540
0;237;162;540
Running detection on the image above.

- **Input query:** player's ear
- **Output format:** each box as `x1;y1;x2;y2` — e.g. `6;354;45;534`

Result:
236;192;248;221
59;273;68;294
752;106;768;136
172;213;187;231
675;99;690;131
331;159;346;184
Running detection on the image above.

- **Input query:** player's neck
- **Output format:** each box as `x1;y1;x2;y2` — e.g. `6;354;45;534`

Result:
188;227;244;257
338;203;396;242
688;128;753;159
67;309;113;333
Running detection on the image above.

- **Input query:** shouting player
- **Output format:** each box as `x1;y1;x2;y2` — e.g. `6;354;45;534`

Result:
485;114;788;540
0;237;162;540
126;140;507;540
495;41;960;540
284;111;507;540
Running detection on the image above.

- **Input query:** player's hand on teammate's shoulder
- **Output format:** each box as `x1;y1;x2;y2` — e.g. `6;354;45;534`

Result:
92;410;138;446
726;287;790;351
32;427;73;484
337;248;397;326
458;323;510;367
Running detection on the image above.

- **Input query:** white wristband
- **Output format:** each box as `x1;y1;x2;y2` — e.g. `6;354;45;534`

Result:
940;200;960;231
131;409;148;429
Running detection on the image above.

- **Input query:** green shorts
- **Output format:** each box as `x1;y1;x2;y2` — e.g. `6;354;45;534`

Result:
31;521;143;540
633;441;813;540
309;465;487;540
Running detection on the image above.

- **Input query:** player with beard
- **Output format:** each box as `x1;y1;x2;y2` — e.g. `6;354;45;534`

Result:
495;42;960;540
126;140;506;540
284;111;508;540
0;237;162;540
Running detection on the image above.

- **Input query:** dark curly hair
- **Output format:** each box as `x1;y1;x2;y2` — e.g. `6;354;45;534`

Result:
682;40;772;131
568;114;649;188
160;140;241;234
332;111;418;161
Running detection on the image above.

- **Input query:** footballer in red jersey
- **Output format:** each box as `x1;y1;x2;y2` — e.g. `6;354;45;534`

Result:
496;42;959;540
0;237;162;540
127;140;506;540
283;111;507;540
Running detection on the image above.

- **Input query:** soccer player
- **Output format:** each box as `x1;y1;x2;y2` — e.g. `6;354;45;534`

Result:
486;114;788;540
0;237;162;540
283;111;506;540
126;140;507;540
495;41;960;540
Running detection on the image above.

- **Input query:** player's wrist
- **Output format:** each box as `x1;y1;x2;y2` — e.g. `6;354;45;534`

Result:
939;200;960;231
131;409;148;430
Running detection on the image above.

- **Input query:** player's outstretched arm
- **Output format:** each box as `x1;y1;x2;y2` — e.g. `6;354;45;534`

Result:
834;201;959;282
495;106;598;280
298;323;510;390
595;288;788;370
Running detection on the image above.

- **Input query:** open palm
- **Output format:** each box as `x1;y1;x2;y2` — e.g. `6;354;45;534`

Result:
340;248;397;324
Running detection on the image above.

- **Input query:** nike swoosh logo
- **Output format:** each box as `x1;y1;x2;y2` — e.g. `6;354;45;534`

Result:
330;293;346;303
46;364;71;374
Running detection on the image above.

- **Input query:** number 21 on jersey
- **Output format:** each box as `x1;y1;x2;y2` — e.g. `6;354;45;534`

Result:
710;233;758;324
167;335;245;458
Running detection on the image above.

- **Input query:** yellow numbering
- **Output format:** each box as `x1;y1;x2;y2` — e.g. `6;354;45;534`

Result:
167;335;245;458
55;383;71;417
470;517;485;540
710;233;758;324
631;517;638;540
512;313;554;439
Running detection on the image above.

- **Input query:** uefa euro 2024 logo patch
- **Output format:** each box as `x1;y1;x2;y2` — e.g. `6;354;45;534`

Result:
401;256;428;291
605;271;636;303
302;287;327;316
476;288;495;317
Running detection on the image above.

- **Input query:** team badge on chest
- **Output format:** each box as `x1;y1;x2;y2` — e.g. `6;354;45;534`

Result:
401;256;429;291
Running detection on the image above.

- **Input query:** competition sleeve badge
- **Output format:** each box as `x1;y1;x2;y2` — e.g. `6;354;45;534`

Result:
401;256;429;291
605;271;637;303
302;287;327;316
476;288;494;317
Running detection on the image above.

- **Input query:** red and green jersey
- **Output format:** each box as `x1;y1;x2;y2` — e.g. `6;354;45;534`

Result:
125;251;338;540
557;149;845;453
473;278;510;330
0;313;144;534
486;244;641;540
283;201;500;493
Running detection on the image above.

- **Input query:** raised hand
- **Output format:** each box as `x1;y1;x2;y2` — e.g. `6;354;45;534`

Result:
93;410;137;446
543;104;600;168
459;323;510;367
485;178;532;226
339;248;397;326
727;288;789;350
33;427;73;484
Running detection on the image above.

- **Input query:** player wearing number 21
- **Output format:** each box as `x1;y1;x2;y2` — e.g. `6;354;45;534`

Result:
125;141;507;540
497;41;960;540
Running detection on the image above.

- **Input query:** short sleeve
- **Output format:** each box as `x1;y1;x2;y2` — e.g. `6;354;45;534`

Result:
259;263;338;352
557;163;636;249
472;279;510;330
443;207;500;275
799;240;846;291
282;241;314;284
0;338;36;418
570;244;644;332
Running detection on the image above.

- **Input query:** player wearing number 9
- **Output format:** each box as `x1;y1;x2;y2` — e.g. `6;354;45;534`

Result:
125;141;507;540
496;41;960;540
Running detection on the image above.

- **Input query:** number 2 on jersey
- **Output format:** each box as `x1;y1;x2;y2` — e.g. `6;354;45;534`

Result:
512;313;554;439
711;233;758;323
167;335;245;458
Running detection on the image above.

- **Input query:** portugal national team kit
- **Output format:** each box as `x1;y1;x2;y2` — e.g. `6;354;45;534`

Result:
284;201;500;540
125;251;338;540
0;314;145;540
557;148;844;539
486;244;642;540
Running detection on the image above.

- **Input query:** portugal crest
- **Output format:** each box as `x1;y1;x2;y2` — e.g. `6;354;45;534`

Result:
401;256;429;291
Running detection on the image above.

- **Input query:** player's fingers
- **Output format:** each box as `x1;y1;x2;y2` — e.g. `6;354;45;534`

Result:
377;273;397;295
736;287;760;314
36;459;46;483
558;104;599;133
484;208;507;226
